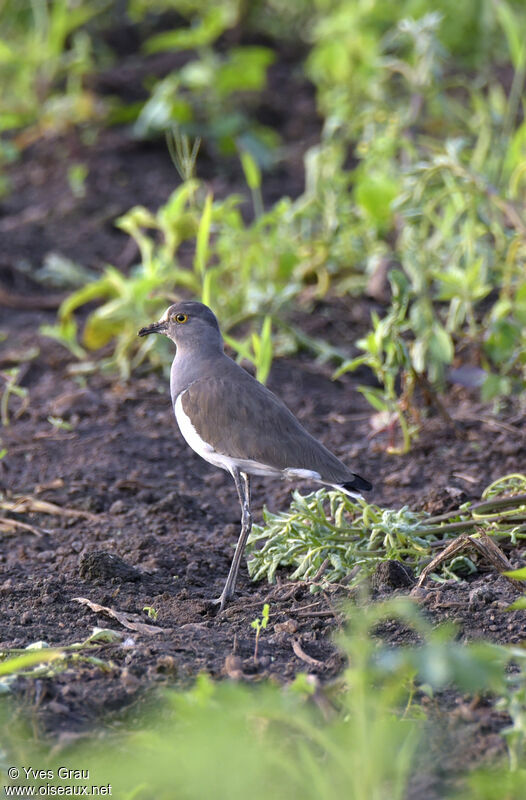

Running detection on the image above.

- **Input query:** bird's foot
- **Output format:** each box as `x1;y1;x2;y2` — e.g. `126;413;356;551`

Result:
207;589;235;613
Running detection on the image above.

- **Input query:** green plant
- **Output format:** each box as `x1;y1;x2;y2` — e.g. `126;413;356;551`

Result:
133;3;277;162
335;271;417;454
47;147;362;379
247;474;526;588
239;148;264;219
67;162;88;198
505;567;526;611
143;606;159;621
307;0;526;129
308;1;526;441
0;0;108;136
393;134;526;400
224;316;274;384
0;629;121;693
38;0;526;421
45;175;282;379
40;317;88;361
499;685;526;772
44;180;203;377
0;368;29;426
250;602;270;660
47;416;73;432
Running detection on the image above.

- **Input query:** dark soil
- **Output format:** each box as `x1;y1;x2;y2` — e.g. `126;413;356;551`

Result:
1;48;526;798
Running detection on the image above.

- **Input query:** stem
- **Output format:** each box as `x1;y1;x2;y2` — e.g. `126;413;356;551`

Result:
496;48;526;188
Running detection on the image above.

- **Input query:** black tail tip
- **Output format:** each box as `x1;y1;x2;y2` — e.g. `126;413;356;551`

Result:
342;474;373;493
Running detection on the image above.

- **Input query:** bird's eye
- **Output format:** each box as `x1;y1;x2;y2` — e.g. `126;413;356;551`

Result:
172;313;188;324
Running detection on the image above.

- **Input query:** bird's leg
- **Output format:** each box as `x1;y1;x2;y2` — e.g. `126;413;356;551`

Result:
215;469;252;610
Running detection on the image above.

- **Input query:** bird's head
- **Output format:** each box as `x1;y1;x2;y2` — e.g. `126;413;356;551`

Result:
138;301;222;352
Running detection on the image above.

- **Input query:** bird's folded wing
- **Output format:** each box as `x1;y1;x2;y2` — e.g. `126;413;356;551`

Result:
180;376;350;482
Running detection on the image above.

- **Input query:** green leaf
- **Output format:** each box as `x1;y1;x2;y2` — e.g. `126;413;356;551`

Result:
428;325;454;364
40;318;86;360
495;0;526;68
503;567;526;580
354;170;398;231
333;355;369;378
240;150;261;191
195;192;213;277
411;339;427;374
507;596;526;610
359;387;388;412
514;282;526;325
0;38;14;63
255;316;273;384
224;333;252;363
484;320;520;363
160;181;199;222
0;649;63;676
215;47;275;96
116;206;157;233
201;266;220;308
58;276;116;321
83;311;122;350
480;373;511;402
144;8;228;53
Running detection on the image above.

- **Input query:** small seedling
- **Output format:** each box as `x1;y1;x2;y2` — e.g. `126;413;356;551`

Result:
47;416;73;432
250;603;270;661
143;606;159;621
166;129;201;182
224;315;274;384
67;162;88;198
0;368;29;426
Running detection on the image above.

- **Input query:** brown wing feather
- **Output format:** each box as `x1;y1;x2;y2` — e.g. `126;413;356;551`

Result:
180;376;353;483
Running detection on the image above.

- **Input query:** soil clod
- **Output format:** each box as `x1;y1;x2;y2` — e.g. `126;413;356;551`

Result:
78;551;141;583
372;560;416;593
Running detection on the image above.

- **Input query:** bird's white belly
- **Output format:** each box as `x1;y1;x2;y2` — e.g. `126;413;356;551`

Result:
174;392;286;477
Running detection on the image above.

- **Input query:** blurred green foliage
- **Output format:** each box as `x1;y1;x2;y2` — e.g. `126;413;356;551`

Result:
1;0;525;438
1;597;525;798
46;172;309;379
307;0;526;446
0;0;109;136
136;28;278;159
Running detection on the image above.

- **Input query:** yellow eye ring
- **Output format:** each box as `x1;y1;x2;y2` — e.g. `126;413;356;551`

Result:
173;313;188;324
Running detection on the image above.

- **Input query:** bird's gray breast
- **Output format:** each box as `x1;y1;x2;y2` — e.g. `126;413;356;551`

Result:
169;350;232;405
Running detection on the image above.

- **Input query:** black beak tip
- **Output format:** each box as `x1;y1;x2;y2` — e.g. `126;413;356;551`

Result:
138;323;164;337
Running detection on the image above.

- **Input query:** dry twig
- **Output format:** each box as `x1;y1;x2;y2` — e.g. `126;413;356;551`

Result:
413;530;525;592
292;638;325;668
73;598;171;635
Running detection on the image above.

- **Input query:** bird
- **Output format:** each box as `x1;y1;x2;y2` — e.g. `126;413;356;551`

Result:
138;301;372;609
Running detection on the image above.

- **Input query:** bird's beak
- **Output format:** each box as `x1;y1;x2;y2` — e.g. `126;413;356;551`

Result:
138;320;167;337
